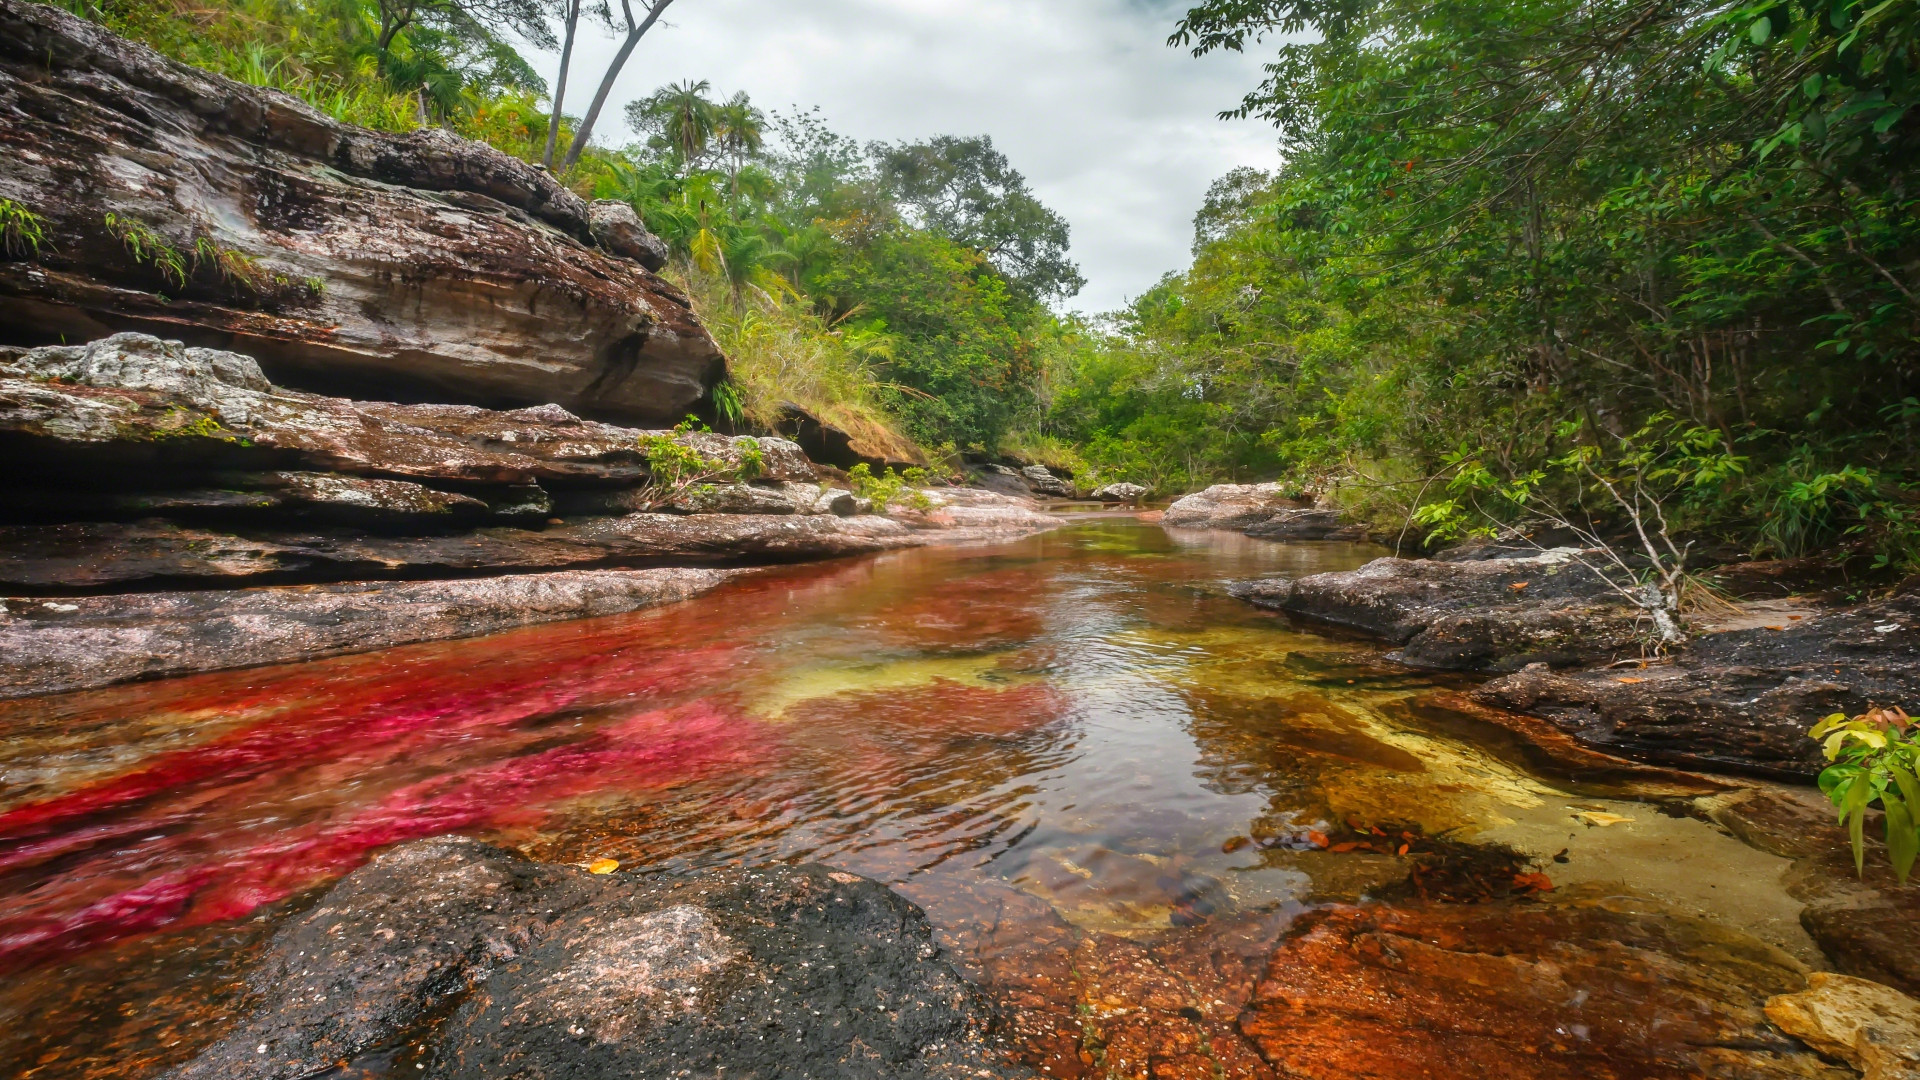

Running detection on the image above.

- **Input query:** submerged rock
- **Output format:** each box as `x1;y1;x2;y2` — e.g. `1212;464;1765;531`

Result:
1476;586;1920;778
1238;896;1842;1080
1231;549;1648;671
1243;508;1366;541
166;837;1021;1080
0;0;723;423
0;567;748;698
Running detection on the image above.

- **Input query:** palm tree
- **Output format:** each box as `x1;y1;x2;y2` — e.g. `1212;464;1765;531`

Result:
713;91;764;195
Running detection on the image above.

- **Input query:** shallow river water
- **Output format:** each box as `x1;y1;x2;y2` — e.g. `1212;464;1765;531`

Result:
0;521;1829;1079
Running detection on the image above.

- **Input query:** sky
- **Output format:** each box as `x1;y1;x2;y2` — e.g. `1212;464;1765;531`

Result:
529;0;1282;313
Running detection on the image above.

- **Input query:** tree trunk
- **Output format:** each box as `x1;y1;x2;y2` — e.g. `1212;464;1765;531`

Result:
542;0;581;171
560;0;675;173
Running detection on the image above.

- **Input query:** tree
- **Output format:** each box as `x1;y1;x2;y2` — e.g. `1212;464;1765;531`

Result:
560;0;678;173
626;79;720;173
372;0;553;73
541;0;610;169
714;91;766;194
874;135;1084;302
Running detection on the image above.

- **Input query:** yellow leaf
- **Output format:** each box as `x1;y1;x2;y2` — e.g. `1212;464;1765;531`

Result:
587;858;620;875
1615;676;1644;684
1574;811;1634;827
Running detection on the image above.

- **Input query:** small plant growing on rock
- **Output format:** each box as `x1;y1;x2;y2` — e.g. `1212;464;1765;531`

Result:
0;199;47;258
1812;706;1920;883
634;416;757;508
848;463;933;511
105;213;187;287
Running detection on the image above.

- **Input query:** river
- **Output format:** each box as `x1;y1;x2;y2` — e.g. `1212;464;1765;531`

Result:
0;520;1826;1078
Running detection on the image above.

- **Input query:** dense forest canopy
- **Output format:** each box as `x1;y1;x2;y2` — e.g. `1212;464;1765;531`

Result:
34;0;1920;568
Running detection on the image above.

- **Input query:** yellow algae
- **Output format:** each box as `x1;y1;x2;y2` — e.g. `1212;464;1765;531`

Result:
746;651;1043;720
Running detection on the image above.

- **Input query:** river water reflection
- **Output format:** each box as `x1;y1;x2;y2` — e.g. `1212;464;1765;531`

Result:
0;522;1822;1079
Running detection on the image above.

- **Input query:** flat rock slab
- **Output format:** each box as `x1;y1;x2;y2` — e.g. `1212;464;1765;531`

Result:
1231;549;1648;671
164;837;1023;1080
0;566;748;699
1162;483;1308;531
1478;587;1920;777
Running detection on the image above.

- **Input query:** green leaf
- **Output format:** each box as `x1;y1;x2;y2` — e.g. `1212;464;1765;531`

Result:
1884;795;1917;884
1751;17;1773;43
1873;107;1907;134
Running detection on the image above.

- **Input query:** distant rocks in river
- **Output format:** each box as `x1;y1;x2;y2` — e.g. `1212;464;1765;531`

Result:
164;837;1022;1080
1163;482;1366;540
1090;482;1147;503
0;0;714;424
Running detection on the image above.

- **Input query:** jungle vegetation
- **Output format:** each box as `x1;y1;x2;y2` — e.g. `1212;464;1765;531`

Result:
42;0;1920;568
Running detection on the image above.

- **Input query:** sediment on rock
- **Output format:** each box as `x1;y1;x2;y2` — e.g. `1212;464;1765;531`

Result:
0;0;715;423
0;567;749;699
164;837;1022;1080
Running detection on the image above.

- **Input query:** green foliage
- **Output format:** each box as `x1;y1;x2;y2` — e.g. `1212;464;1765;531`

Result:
0;199;47;258
846;463;934;512
1813;707;1920;883
104;213;187;287
633;416;732;506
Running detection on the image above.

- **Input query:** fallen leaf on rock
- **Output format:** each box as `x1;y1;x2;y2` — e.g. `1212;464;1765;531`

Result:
1509;581;1530;591
1615;676;1644;684
1328;842;1368;853
1306;830;1330;849
587;858;619;874
1574;811;1634;827
1511;872;1555;893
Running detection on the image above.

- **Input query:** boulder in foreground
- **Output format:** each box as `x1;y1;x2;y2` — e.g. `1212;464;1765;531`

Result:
165;837;1024;1080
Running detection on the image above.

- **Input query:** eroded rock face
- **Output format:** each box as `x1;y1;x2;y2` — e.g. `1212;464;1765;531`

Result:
1244;508;1366;541
0;0;723;423
1020;465;1073;498
1476;587;1920;777
587;199;669;271
0;567;748;699
1231;550;1649;672
166;837;1021;1080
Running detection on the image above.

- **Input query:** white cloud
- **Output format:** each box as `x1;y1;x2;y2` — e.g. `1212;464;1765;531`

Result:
532;0;1280;312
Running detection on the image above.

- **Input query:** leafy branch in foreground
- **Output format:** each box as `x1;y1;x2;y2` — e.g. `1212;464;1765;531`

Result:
1813;706;1920;884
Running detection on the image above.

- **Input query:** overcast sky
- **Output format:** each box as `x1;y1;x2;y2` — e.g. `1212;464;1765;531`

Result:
530;0;1281;313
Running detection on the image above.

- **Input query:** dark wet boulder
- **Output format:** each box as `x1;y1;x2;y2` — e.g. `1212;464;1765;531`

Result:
1231;550;1649;672
1019;465;1073;498
1243;508;1367;541
0;0;723;423
1478;587;1920;778
166;836;1024;1080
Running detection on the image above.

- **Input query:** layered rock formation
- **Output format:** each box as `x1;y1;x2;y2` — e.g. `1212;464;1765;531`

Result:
166;836;1022;1080
0;334;1058;697
1231;550;1920;777
0;0;716;423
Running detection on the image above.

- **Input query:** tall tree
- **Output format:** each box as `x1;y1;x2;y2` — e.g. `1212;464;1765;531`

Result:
560;0;678;172
372;0;553;72
714;90;766;194
875;136;1084;302
541;0;609;169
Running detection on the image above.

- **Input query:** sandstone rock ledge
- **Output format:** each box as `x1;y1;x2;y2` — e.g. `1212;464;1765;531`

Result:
0;334;1061;697
0;567;747;700
1162;482;1367;540
1230;553;1920;778
162;837;1024;1080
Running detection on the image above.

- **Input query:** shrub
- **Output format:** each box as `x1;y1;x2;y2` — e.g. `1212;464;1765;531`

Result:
1812;707;1920;883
